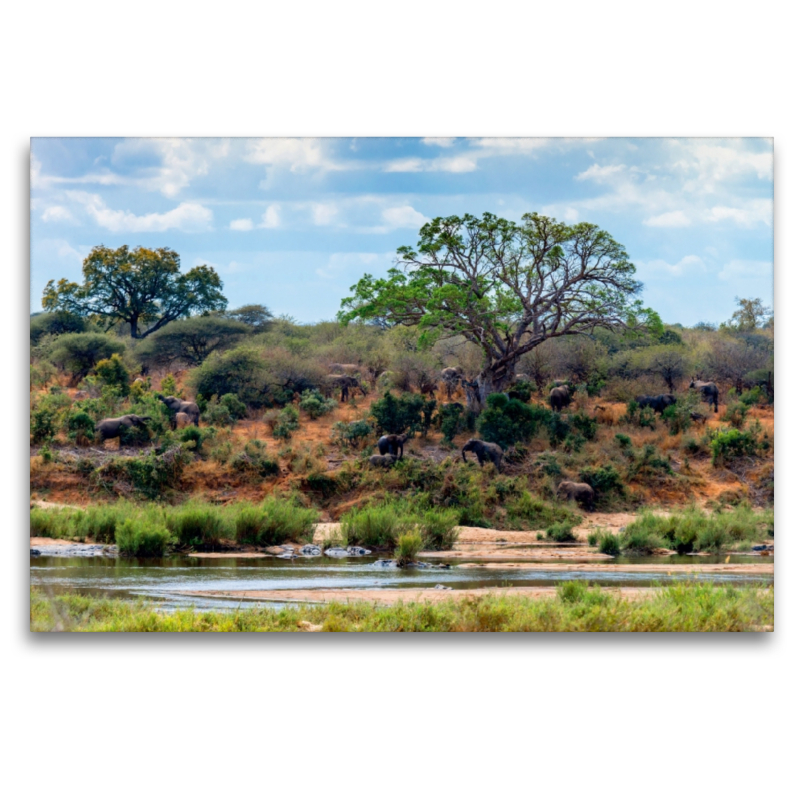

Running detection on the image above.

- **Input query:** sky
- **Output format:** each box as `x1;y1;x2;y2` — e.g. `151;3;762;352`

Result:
30;137;773;326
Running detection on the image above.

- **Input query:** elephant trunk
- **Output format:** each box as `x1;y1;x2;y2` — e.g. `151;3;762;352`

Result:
462;447;468;463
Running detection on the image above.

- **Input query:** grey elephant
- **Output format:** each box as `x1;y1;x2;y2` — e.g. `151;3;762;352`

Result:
95;414;151;442
462;439;503;470
549;385;572;412
689;379;719;413
556;480;595;510
378;433;409;457
369;453;398;468
325;375;368;402
156;394;201;424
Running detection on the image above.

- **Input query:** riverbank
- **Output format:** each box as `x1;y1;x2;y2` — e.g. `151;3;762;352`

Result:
31;584;774;632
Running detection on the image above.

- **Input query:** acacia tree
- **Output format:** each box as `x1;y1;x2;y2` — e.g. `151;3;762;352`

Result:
137;316;251;367
42;245;227;339
339;212;659;409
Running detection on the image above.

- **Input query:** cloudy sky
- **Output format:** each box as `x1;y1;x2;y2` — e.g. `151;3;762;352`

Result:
30;137;773;326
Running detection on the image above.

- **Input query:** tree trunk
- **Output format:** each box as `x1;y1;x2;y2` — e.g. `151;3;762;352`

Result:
466;360;518;414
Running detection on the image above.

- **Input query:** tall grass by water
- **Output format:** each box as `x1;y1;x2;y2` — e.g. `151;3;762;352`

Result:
30;583;774;632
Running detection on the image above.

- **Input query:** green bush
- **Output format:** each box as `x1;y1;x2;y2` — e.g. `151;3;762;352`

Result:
627;445;672;480
47;333;125;383
598;532;622;556
417;508;460;550
395;531;423;567
30;507;76;539
72;504;124;543
722;402;749;430
31;407;57;444
477;394;539;449
298;389;337;419
201;397;235;427
570;412;598;441
116;517;172;557
438;403;467;443
166;503;231;550
66;410;96;443
331;419;372;448
506;491;580;529
615;433;632;449
508;380;534;403
232;439;280;479
95;447;190;499
547;413;572;445
30;311;88;345
273;406;300;440
710;427;758;466
220;393;248;420
579;466;626;504
340;504;410;548
233;498;318;546
662;397;696;435
546;522;577;542
93;353;130;395
369;391;431;436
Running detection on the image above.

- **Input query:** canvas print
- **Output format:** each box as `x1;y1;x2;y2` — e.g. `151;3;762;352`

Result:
29;137;774;632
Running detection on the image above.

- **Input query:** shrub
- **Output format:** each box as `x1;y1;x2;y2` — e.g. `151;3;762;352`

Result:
579;466;626;503
116;517;172;557
622;400;656;429
709;427;758;466
598;532;622;556
627;445;672;480
547;413;572;446
615;433;632;450
477;394;538;449
417;508;460;550
233;498;318;546
331;419;372;448
661;397;697;435
72;504;121;543
395;531;423;567
273;406;300;440
93;353;130;395
47;333;125;383
370;391;428;435
95;446;190;499
558;581;588;604
508;380;534;403
570;412;598;441
66;410;96;443
30;310;88;344
587;531;599;547
219;393;248;420
190;346;272;407
298;389;337;419
562;432;586;453
160;374;180;397
546;522;577;542
340;504;409;548
622;526;665;554
722;402;749;430
30;407;56;444
30;507;76;539
506;492;580;529
201;396;235;427
166;504;231;550
232;439;280;479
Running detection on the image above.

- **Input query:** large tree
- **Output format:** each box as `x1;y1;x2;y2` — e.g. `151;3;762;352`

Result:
42;245;227;339
339;212;659;409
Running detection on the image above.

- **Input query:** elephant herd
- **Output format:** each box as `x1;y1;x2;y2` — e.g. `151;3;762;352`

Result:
94;395;199;442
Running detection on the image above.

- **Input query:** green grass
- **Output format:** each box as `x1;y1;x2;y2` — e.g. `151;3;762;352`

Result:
30;583;774;632
598;531;622;556
115;516;172;557
232;497;318;546
340;504;410;548
546;522;577;542
394;531;423;566
166;502;232;550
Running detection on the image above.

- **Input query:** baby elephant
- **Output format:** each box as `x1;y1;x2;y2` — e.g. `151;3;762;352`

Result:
378;433;409;458
462;439;503;470
556;480;595;510
156;394;201;424
369;454;398;468
95;414;151;442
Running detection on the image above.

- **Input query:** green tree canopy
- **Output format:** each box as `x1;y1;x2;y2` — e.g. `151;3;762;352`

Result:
46;332;126;383
725;297;773;331
224;304;273;331
339;212;659;408
42;245;227;339
137;315;251;367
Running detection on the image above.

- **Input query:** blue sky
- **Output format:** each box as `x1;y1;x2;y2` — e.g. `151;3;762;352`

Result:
30;137;773;326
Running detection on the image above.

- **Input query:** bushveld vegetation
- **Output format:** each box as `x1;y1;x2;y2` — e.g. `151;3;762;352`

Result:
30;583;774;632
31;239;773;553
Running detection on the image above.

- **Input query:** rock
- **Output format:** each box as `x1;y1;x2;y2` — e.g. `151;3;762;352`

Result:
30;548;41;556
372;559;398;568
299;545;322;556
277;552;298;559
346;546;372;556
752;545;774;552
324;547;351;558
433;584;453;590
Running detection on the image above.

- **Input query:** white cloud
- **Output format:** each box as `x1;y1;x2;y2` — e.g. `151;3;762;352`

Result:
383;156;476;173
718;259;772;280
576;163;627;183
644;210;692;228
671;139;773;188
111;138;230;197
260;204;281;229
706;199;772;227
638;255;706;278
67;191;213;233
230;218;253;231
41;205;75;223
422;137;456;147
381;205;427;229
316;251;389;279
246;138;348;173
311;202;339;226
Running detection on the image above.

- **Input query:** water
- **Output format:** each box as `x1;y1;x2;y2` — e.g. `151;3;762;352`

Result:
30;551;774;610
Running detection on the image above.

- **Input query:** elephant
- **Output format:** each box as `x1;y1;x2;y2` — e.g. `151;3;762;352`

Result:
175;412;193;429
369;454;398;468
549;385;572;412
556;481;595;510
635;394;677;414
689;379;719;413
156;394;201;424
325;375;368;402
462;439;503;470
95;414;151;442
329;363;361;375
441;367;464;399
378;433;409;458
417;377;438;397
